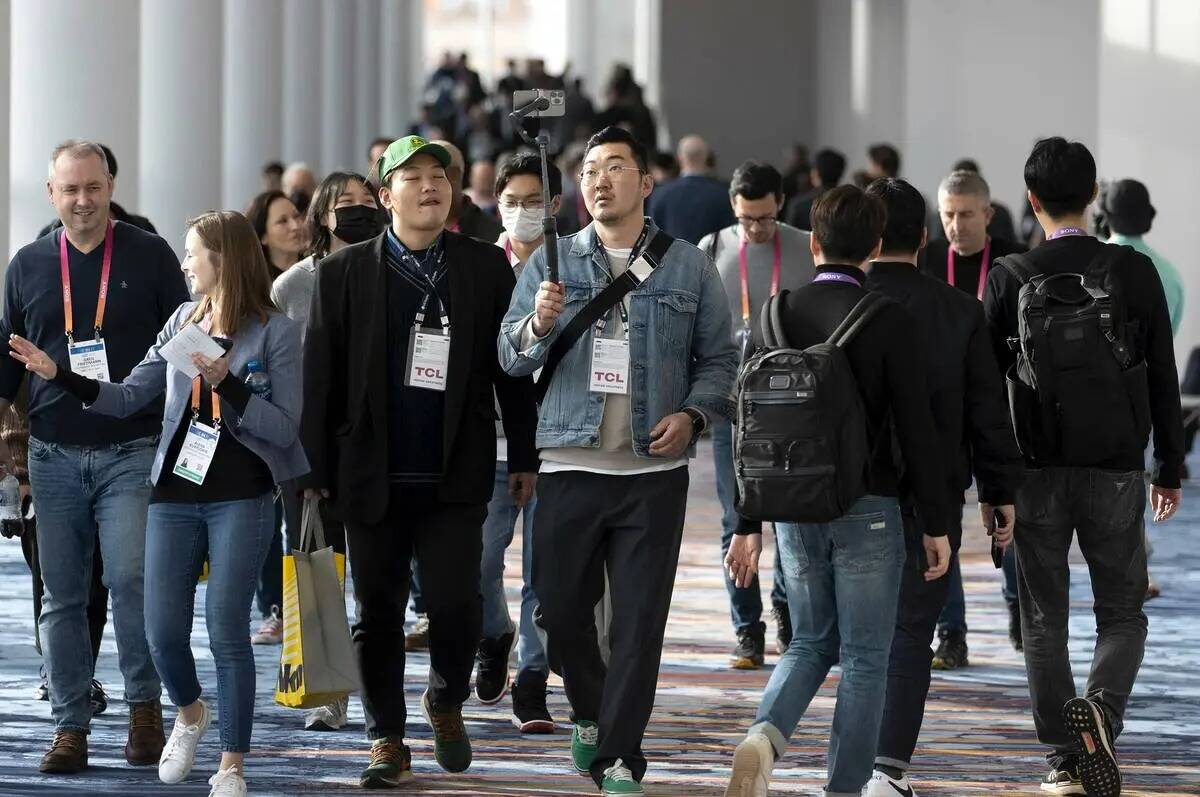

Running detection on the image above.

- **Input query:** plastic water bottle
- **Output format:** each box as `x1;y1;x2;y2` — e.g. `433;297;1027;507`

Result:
0;465;21;523
245;360;271;401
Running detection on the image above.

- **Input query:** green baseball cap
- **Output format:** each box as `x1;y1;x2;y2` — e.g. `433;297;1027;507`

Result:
374;135;452;184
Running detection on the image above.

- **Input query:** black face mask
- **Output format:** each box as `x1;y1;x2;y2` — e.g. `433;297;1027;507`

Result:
333;205;383;245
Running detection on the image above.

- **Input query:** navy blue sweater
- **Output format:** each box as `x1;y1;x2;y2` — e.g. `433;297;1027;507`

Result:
0;222;189;445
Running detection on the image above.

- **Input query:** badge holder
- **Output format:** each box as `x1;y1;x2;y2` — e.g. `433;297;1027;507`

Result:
404;295;451;392
589;304;630;395
172;378;221;485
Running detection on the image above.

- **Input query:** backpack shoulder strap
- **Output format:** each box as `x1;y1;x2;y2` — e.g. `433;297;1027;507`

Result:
642;228;675;269
1082;242;1132;289
828;292;888;348
705;227;725;260
998;252;1040;285
760;290;791;349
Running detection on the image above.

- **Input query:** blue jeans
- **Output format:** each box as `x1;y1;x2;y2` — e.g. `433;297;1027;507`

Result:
144;494;275;752
29;435;162;732
480;461;547;674
748;495;905;797
713;420;787;630
937;539;1019;635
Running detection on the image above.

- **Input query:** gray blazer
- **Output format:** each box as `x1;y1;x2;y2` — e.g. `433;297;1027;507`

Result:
87;301;309;486
270;255;317;342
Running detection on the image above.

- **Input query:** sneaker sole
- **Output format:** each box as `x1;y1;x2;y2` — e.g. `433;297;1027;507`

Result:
39;760;88;775
729;655;764;670
512;716;555;734
1063;698;1121;797
251;636;282;646
726;740;770;797
475;683;510;705
361;770;415;788
1040;781;1086;795
305;719;348;732
603;788;645;796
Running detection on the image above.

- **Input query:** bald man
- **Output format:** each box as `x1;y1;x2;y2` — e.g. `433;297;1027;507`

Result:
433;140;503;243
647;134;734;244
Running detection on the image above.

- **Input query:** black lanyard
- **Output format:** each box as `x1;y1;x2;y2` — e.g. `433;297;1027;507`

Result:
595;225;649;338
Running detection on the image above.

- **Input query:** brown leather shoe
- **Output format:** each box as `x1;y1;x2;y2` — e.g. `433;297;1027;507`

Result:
125;699;165;766
39;729;88;774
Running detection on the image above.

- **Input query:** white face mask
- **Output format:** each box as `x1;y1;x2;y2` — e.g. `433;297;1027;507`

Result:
500;205;544;243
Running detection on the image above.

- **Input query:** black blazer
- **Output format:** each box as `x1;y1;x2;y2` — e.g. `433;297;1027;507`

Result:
301;230;538;524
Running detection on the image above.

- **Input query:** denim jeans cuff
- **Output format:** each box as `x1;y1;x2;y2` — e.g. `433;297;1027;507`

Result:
746;721;786;761
875;755;911;771
55;722;90;735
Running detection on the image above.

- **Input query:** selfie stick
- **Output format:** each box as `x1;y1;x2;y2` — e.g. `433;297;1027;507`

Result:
510;95;559;284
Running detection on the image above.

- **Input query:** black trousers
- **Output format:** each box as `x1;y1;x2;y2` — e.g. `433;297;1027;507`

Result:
533;468;689;786
22;519;107;669
1015;467;1148;767
344;486;486;740
875;506;958;771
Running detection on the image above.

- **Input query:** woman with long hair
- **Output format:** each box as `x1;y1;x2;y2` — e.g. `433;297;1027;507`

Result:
245;190;306;279
10;211;307;797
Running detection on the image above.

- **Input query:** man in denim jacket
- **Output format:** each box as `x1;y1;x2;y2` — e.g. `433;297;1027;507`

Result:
498;126;736;795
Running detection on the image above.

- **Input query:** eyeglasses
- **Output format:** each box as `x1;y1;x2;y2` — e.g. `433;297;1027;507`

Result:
499;199;545;210
579;165;644;185
737;215;778;229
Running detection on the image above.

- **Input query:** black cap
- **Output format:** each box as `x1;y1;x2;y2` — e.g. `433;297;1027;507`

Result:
1104;179;1155;235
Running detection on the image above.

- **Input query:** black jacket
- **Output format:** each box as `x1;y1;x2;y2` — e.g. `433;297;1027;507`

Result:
983;234;1184;487
867;261;1022;531
301;230;538;524
742;265;949;536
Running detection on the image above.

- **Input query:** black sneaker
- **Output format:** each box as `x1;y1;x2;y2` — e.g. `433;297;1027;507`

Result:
89;679;108;716
1008;601;1023;652
1063;697;1121;797
1040;763;1085;795
730;623;765;670
771;605;792;656
511;669;555;734
931;629;968;670
475;630;515;704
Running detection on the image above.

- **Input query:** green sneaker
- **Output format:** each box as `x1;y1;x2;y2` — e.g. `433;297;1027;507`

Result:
571;720;599;774
421;689;472;773
601;758;644;795
360;737;413;789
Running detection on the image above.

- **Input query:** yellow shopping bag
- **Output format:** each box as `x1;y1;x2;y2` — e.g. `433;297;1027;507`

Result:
274;497;358;709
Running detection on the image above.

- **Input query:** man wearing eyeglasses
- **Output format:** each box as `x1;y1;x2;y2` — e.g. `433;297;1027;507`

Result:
499;125;737;795
697;161;815;672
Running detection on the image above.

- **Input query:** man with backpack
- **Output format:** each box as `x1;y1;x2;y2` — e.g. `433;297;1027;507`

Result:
723;185;950;797
698;160;815;670
860;178;1024;797
983;137;1184;797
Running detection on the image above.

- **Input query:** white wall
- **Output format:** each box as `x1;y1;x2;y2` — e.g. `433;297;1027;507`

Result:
1098;0;1200;361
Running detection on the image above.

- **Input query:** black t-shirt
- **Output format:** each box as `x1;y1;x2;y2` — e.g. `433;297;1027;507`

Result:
983;234;1185;486
920;236;1025;301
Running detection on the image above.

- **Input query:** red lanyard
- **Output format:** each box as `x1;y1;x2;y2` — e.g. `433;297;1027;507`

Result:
947;237;990;301
59;222;115;343
447;221;460;233
190;376;221;426
504;239;514;264
738;231;782;325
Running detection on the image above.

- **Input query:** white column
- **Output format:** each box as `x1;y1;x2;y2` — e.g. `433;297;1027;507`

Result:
222;0;283;210
9;0;140;255
320;0;357;174
282;0;323;167
355;0;382;170
141;0;223;256
380;0;424;140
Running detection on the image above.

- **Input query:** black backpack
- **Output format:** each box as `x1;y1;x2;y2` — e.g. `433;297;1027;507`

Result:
734;290;888;523
999;245;1151;465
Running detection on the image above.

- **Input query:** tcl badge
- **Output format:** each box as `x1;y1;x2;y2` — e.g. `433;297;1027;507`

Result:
405;329;450;391
589;337;629;395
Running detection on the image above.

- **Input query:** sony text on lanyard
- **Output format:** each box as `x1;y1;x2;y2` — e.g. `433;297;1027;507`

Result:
589;226;650;395
173;376;222;485
402;241;452;392
60;223;115;382
812;270;865;287
947;237;991;302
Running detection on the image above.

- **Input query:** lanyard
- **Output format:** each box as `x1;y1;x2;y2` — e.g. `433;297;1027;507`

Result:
412;266;450;333
1047;226;1088;240
595;225;650;339
59;222;115;343
947;237;991;301
813;270;864;288
391;236;450;333
738;231;782;325
190;375;221;428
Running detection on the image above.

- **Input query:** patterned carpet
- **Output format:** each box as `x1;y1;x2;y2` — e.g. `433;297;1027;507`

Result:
0;442;1195;796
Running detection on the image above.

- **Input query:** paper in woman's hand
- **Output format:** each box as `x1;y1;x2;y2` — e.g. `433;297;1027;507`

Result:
160;324;225;378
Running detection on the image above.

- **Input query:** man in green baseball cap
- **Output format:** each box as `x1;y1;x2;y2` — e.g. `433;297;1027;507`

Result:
302;130;539;788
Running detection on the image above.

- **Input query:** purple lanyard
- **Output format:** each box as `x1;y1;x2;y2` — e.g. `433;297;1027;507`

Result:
1047;226;1088;240
813;271;864;288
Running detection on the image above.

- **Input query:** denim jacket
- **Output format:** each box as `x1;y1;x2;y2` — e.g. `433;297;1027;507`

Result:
498;218;737;457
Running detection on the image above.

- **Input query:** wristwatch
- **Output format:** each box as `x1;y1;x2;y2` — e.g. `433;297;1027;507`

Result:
682;407;707;441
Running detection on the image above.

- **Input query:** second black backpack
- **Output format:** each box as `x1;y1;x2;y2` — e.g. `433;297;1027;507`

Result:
734;290;888;523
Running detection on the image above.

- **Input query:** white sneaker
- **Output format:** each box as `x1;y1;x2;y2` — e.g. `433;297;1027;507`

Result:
304;695;349;731
866;770;918;797
724;733;774;797
208;766;247;797
158;700;212;784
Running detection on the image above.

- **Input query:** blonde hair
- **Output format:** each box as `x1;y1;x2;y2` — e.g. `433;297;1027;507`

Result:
185;211;275;336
